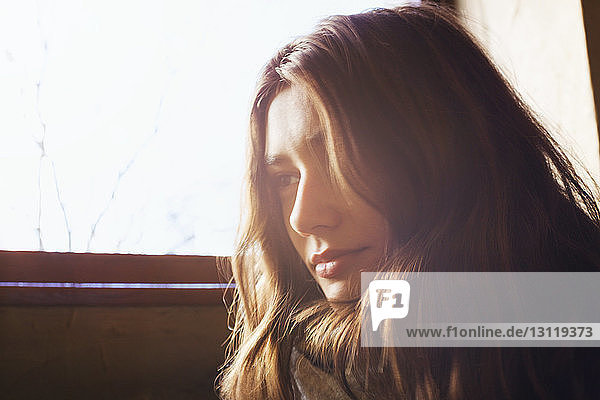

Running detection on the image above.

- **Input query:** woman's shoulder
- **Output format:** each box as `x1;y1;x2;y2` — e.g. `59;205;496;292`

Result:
290;347;369;400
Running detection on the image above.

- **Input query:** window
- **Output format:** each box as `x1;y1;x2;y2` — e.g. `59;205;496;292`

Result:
1;0;405;256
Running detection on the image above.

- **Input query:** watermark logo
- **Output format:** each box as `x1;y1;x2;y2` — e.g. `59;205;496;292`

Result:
362;272;600;347
369;279;410;331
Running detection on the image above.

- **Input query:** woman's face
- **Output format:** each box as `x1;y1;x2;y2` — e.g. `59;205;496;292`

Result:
265;86;388;301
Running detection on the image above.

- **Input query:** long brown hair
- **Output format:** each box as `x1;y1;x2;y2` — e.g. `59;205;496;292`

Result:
218;5;600;399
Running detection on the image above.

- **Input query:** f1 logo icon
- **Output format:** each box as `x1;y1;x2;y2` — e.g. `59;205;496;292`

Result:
369;280;411;331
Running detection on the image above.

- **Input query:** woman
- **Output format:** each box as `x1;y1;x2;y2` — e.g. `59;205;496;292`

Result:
218;4;600;399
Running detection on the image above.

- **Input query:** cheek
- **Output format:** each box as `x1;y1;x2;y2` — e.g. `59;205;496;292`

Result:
277;187;295;223
279;195;307;261
371;213;390;241
285;224;306;262
354;204;390;246
280;200;293;238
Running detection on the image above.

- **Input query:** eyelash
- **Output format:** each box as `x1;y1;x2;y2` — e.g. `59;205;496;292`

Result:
272;173;300;189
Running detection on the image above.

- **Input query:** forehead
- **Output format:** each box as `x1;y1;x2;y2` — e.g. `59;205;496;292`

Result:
265;86;322;164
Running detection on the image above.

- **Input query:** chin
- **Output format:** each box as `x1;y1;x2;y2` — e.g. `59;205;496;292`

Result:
320;279;360;302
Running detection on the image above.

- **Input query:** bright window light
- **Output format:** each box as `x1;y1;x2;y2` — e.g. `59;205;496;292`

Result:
0;1;402;256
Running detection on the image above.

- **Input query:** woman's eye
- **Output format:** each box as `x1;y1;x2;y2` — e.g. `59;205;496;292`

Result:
274;174;299;189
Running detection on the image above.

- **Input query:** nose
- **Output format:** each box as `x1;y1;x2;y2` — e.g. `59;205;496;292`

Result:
289;171;342;237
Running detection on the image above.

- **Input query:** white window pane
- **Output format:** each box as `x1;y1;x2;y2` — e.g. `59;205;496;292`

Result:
0;0;399;255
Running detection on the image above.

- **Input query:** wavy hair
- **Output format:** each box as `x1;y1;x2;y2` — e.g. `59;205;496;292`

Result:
218;5;600;399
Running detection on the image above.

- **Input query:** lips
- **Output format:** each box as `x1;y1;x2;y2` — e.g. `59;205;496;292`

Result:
310;247;367;279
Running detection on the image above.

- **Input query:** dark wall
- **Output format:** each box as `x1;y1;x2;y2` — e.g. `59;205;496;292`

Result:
0;304;229;400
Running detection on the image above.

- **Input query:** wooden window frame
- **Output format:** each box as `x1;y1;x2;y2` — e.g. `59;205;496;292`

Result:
0;251;230;306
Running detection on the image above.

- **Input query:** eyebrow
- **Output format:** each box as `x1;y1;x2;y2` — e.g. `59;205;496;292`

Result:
264;154;288;166
264;133;325;167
